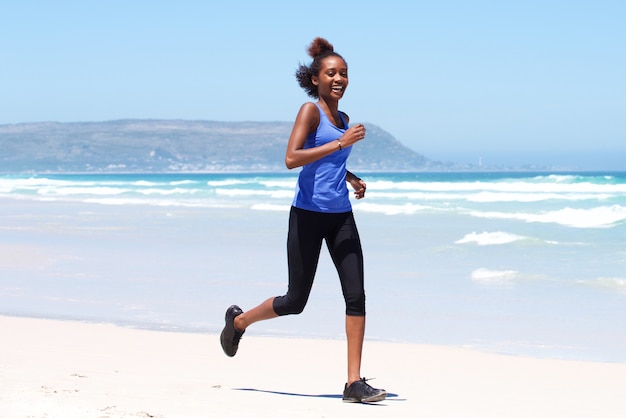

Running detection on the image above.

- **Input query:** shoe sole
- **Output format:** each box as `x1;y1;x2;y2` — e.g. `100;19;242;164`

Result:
220;305;243;357
342;391;387;403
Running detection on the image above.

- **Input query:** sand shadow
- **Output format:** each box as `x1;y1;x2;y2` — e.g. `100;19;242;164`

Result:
234;388;402;403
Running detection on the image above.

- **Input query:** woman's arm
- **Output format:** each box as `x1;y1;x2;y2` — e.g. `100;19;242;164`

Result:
284;104;366;170
347;170;367;199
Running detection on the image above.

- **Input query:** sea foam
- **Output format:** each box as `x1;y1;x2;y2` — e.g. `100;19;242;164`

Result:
470;268;519;284
469;205;626;228
456;231;527;246
578;277;626;295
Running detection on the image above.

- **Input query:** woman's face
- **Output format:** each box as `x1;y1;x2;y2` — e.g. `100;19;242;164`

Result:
312;56;348;100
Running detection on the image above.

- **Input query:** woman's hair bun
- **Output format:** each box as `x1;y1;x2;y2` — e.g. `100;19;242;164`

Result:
307;37;334;58
296;37;344;98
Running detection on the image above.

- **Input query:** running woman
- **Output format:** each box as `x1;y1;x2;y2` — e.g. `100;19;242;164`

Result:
220;37;386;403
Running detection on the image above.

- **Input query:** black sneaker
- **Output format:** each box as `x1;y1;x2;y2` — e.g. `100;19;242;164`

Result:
220;305;244;357
342;378;387;403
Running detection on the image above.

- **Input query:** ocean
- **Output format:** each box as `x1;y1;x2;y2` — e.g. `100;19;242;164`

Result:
1;171;625;362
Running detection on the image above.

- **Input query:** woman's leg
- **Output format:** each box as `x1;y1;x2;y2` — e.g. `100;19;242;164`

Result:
273;207;323;316
234;297;278;331
346;314;365;385
327;213;385;402
236;207;323;330
326;212;366;385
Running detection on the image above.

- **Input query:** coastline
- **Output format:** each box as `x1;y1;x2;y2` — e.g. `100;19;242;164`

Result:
2;315;625;418
2;175;626;364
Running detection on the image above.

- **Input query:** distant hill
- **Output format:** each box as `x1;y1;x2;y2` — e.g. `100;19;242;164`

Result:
0;119;433;173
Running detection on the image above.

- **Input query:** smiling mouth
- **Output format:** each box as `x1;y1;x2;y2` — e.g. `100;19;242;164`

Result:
332;86;344;93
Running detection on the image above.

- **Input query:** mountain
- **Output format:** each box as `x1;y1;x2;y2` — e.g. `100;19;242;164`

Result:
0;119;432;173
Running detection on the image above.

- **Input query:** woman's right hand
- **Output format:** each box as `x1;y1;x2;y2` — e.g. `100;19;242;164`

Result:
340;123;366;147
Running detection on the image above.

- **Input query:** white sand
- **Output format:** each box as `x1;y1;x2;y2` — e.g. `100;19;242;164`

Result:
1;315;625;418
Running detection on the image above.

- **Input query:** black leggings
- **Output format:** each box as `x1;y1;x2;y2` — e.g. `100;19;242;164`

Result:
273;206;366;317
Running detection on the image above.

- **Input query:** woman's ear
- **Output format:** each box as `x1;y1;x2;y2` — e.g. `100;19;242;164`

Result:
311;75;319;86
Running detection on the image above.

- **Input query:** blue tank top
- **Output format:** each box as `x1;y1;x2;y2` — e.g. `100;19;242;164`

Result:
292;103;352;213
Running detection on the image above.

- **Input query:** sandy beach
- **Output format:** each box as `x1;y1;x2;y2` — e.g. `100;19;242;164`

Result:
1;315;624;418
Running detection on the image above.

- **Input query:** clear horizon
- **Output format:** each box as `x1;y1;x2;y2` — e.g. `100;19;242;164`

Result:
2;1;624;170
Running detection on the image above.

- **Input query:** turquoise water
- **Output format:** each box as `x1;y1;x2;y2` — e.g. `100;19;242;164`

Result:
1;171;625;361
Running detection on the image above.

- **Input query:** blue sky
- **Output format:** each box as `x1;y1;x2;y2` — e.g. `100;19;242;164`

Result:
2;1;624;169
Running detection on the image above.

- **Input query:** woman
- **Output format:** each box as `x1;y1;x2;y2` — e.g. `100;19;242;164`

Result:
220;37;386;403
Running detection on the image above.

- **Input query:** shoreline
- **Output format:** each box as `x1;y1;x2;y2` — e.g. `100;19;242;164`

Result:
2;315;626;418
2;190;625;365
6;312;623;365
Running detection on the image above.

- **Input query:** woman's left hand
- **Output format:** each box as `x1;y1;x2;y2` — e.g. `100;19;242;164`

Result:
349;177;367;199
